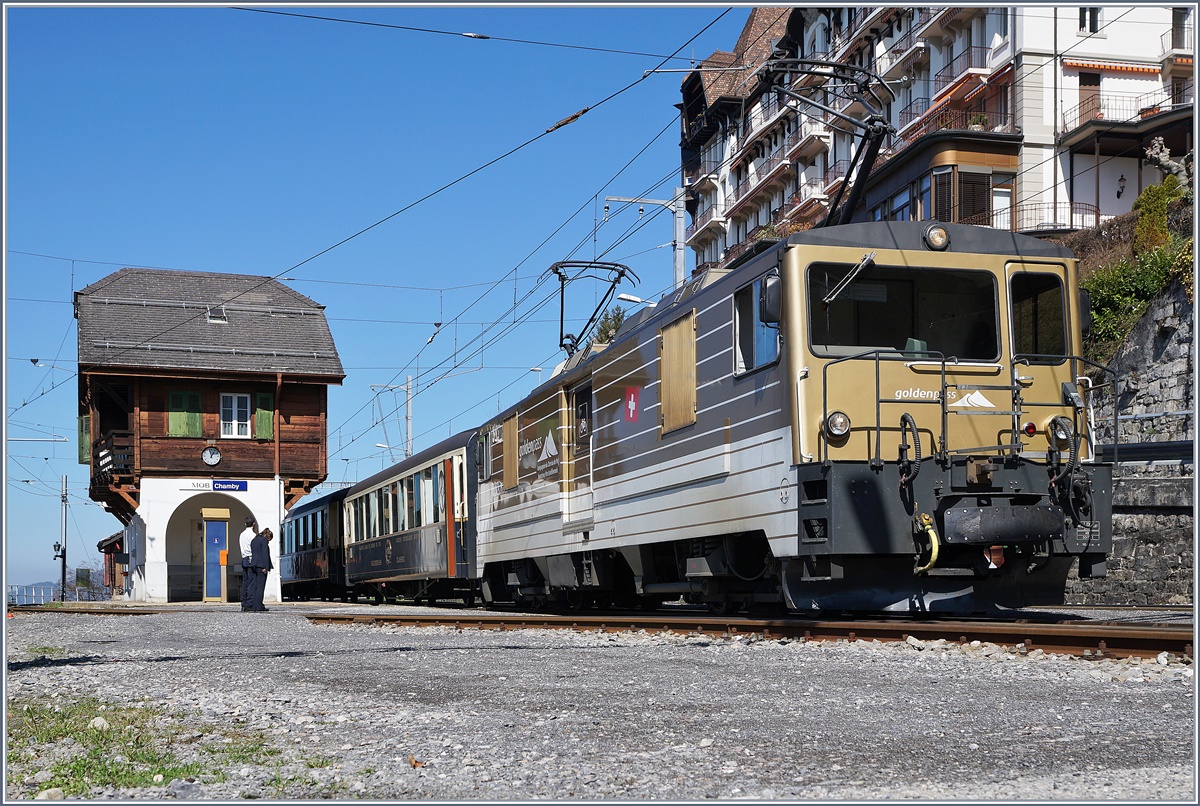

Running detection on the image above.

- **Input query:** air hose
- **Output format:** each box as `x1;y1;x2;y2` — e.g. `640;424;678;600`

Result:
1048;416;1078;490
913;512;940;575
899;413;922;489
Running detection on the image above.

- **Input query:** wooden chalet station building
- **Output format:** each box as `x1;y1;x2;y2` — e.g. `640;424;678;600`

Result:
76;269;344;603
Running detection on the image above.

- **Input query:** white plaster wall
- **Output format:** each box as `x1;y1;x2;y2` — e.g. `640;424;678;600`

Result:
129;477;283;604
1016;6;1172;55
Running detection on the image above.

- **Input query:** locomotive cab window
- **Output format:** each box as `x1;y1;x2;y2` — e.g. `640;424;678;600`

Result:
734;276;781;374
1011;272;1067;362
809;263;998;361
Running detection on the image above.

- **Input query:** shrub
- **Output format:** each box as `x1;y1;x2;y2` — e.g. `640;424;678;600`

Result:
1132;175;1183;253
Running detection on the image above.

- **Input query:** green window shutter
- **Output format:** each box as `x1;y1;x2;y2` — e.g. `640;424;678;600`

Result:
185;392;201;437
78;414;91;464
168;392;185;436
255;392;274;440
169;391;202;437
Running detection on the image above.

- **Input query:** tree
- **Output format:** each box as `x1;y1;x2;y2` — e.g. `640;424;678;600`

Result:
592;305;626;345
1143;137;1193;201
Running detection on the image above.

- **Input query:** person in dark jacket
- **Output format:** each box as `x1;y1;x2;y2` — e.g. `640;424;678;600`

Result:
248;527;274;612
238;516;257;612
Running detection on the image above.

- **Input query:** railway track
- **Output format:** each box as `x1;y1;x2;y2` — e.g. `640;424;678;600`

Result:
303;611;1194;661
8;604;1192;661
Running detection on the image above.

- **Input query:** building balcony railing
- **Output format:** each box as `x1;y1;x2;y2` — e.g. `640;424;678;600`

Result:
93;429;134;477
899;97;932;129
686;204;720;240
892;109;1017;152
1061;80;1194;132
792;180;827;208
1162;25;1194;54
824;159;851;189
960;202;1102;233
934;46;989;94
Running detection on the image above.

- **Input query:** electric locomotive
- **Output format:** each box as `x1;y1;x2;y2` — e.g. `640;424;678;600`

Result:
472;221;1114;613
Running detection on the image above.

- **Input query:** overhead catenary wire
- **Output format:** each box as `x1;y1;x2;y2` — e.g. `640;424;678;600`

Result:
7;8;736;421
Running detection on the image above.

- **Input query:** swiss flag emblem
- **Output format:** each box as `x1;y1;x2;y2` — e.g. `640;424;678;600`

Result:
624;387;640;422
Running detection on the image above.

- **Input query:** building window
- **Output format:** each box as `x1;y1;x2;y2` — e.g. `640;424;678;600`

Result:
918;175;932;221
1078;7;1100;33
734;276;781;374
660;311;697;434
220;393;251;439
167;391;202;437
892;188;911;222
932;168;953;221
959;171;992;223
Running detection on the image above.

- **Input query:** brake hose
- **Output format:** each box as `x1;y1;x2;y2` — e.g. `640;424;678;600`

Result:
1048;416;1078;489
899;413;922;488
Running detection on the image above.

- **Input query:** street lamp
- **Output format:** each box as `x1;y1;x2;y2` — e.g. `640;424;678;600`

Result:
530;367;543;385
617;293;656;308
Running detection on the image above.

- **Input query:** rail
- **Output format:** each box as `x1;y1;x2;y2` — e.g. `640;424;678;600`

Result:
7;604;1190;659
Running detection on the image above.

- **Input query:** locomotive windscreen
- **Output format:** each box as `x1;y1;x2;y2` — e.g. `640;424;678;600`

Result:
808;263;999;361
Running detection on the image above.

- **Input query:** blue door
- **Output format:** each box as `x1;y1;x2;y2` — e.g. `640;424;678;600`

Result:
204;520;227;601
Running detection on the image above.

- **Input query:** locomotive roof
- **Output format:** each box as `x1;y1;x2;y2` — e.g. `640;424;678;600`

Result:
74;267;345;380
350;428;477;494
786;221;1074;260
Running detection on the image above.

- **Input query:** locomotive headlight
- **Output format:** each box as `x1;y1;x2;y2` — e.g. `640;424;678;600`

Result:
825;411;851;438
923;224;950;251
1046;416;1073;447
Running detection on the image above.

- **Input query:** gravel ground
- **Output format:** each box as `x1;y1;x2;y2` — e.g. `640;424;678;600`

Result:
4;603;1196;801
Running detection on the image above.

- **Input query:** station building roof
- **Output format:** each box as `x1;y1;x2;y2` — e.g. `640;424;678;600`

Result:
74;268;344;381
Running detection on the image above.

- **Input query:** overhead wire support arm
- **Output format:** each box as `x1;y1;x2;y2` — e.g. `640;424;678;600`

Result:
756;59;898;228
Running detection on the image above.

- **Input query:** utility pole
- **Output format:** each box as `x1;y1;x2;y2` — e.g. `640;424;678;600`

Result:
54;475;67;602
603;188;688;291
405;376;413;458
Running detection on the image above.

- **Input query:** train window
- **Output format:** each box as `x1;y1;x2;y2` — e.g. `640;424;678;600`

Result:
380;487;392;535
661;311;697;434
390;483;401;533
424;469;435;525
406;476;419;529
809;263;998;361
396;481;407;532
432;464;443;524
735;278;781;374
1011;273;1067;361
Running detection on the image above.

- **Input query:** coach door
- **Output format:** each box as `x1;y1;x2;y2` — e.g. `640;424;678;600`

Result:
564;382;594;535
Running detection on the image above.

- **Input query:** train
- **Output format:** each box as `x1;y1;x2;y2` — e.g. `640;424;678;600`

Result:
281;220;1117;614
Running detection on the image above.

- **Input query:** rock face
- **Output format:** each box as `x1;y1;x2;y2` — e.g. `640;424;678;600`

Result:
1072;280;1194;605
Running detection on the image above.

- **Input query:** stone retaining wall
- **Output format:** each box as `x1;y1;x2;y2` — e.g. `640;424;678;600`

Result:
1069;280;1194;605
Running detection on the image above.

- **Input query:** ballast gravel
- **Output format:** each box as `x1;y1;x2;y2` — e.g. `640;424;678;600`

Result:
4;603;1195;801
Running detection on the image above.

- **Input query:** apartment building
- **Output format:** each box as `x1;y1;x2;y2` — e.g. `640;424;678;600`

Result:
680;6;1194;273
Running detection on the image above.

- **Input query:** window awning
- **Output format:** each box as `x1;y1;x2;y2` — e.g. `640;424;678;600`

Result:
1062;58;1159;74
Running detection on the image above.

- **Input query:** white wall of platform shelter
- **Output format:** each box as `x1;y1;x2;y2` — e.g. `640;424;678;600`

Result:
120;477;282;604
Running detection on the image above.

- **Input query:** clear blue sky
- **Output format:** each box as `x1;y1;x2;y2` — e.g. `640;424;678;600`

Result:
4;4;752;586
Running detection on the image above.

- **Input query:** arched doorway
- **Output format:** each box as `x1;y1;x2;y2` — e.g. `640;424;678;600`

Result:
164;493;258;603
